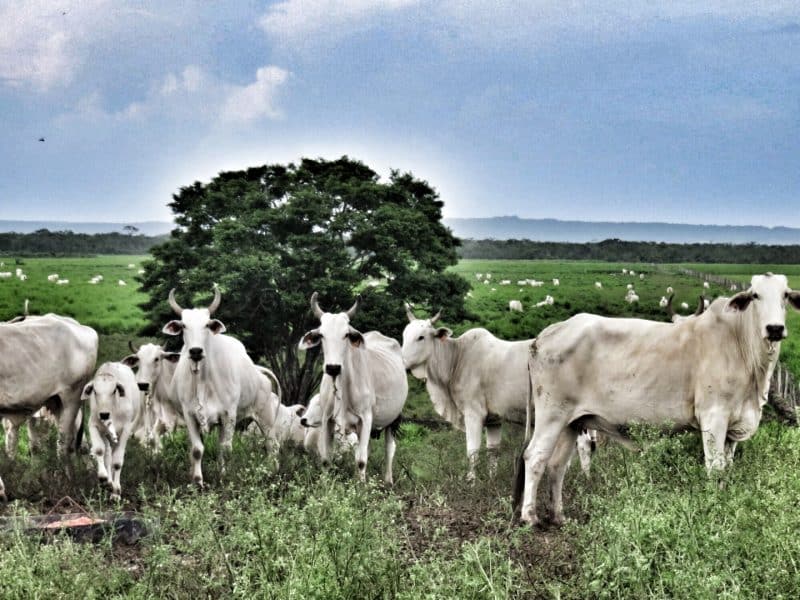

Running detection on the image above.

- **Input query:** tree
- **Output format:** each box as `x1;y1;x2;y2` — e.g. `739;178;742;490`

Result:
140;156;468;405
122;225;139;236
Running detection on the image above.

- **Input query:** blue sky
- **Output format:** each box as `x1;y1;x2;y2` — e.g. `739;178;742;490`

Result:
1;1;799;226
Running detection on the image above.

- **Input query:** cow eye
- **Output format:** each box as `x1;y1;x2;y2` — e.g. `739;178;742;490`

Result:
752;293;759;300
417;335;425;341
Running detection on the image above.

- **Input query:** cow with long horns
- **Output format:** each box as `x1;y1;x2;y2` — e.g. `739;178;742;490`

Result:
298;293;407;484
162;285;279;486
665;294;707;323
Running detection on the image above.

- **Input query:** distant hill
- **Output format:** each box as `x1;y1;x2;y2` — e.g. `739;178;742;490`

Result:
0;220;173;236
443;216;800;244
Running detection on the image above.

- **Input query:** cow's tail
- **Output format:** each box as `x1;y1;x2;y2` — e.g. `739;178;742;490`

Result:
256;366;283;425
513;345;536;514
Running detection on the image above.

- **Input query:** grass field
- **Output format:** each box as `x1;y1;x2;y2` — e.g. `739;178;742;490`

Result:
1;256;800;598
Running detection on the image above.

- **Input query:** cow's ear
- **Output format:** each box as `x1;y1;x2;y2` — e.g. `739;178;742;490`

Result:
786;291;800;311
121;354;139;368
295;406;306;417
116;383;126;397
347;329;365;348
435;327;452;340
727;291;754;312
207;319;226;334
162;320;184;335
81;383;94;401
299;330;322;350
162;352;181;363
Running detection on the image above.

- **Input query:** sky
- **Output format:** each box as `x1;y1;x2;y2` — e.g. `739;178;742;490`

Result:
1;1;799;227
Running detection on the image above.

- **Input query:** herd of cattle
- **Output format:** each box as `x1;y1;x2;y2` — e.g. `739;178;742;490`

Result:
0;272;797;529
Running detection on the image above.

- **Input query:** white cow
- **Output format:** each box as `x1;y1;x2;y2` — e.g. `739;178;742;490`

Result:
300;393;358;455
47;274;59;282
163;286;278;486
403;306;535;481
83;362;141;501
552;279;560;286
3;406;83;459
517;274;798;526
659;296;669;308
594;282;602;289
18;274;27;281
118;280;127;286
703;281;710;289
535;295;554;308
500;280;511;285
56;279;69;285
0;273;12;279
626;284;633;290
121;342;182;453
299;293;407;484
0;314;97;500
517;280;528;286
509;300;523;312
666;286;674;294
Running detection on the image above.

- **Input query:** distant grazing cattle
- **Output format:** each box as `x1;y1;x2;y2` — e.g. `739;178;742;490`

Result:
595;282;602;289
0;273;11;279
299;293;407;483
118;280;127;286
509;300;523;312
703;281;710;289
56;279;69;285
500;279;511;285
47;274;59;282
84;362;141;500
552;278;560;286
535;295;554;308
516;273;797;525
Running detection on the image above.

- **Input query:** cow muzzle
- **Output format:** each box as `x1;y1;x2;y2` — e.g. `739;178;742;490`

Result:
188;347;204;362
137;382;150;392
766;324;786;342
99;412;110;421
325;364;342;378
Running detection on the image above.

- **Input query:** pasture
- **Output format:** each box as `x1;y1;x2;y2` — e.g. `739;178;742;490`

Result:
1;256;800;598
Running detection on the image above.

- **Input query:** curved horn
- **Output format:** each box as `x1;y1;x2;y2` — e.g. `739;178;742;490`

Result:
310;292;324;319
168;288;183;316
128;340;139;354
665;294;675;318
345;295;360;320
694;295;706;316
405;302;416;322
429;309;442;325
208;284;221;315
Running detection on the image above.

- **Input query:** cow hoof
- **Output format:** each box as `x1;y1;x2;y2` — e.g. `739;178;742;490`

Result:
520;509;539;527
193;477;204;489
550;513;566;526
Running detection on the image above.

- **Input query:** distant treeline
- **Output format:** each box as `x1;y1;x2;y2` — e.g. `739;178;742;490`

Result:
0;229;169;256
459;238;800;263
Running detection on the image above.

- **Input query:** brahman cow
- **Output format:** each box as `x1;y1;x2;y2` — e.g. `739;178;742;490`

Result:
299;293;407;484
83;362;141;500
121;342;182;453
0;313;97;500
162;285;278;486
516;273;799;526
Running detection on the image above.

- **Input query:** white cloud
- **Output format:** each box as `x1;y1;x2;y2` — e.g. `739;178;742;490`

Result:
59;64;290;126
0;0;111;90
220;66;290;123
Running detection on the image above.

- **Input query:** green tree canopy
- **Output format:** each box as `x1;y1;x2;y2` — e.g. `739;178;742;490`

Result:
140;156;468;404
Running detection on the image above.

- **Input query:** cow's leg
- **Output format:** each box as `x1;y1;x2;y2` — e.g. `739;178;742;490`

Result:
464;411;484;483
88;425;111;486
0;474;6;502
547;428;579;525
56;392;82;460
26;419;47;455
520;412;568;526
184;415;205;487
485;423;502;479
724;439;738;467
3;416;24;459
384;428;397;486
218;411;236;475
318;421;333;465
109;430;131;501
698;410;728;473
575;430;593;476
355;413;373;483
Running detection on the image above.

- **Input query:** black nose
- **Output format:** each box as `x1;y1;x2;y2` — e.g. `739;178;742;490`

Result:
189;347;204;362
300;417;308;427
325;364;342;377
766;324;785;340
99;412;110;421
137;382;150;392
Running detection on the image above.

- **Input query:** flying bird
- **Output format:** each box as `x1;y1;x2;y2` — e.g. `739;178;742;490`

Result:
38;137;45;142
